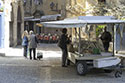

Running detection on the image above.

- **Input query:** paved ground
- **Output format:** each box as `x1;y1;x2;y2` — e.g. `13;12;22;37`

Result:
5;44;61;57
0;56;125;83
0;44;125;83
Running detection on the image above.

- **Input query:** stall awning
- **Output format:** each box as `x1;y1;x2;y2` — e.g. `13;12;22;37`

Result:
78;16;116;20
40;14;61;21
41;19;86;28
24;16;34;21
24;14;61;22
85;20;125;24
78;16;125;24
41;16;125;28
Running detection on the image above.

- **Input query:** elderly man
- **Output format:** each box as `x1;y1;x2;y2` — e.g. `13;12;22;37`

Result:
28;30;38;60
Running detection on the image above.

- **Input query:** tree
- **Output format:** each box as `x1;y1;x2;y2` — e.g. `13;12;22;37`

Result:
66;2;86;16
88;2;125;19
66;0;125;19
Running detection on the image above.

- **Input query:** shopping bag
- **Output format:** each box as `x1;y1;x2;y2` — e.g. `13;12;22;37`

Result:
37;51;43;60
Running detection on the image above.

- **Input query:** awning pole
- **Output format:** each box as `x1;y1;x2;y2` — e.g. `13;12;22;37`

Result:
113;24;115;56
78;27;81;54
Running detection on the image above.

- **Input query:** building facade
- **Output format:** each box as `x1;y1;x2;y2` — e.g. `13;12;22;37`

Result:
24;0;66;35
9;0;24;46
0;0;24;55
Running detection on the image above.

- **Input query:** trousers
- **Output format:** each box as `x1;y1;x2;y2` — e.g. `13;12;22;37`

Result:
23;45;28;58
61;48;68;66
29;48;36;60
103;42;110;52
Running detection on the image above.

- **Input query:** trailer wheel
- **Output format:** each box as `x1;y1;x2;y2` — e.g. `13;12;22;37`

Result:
76;61;88;75
115;70;122;78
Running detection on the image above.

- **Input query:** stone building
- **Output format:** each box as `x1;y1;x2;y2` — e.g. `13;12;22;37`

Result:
9;0;24;46
0;0;24;55
24;0;66;35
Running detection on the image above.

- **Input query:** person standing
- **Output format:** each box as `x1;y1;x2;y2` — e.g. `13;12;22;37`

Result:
22;30;29;58
58;28;71;67
100;27;112;52
28;30;38;60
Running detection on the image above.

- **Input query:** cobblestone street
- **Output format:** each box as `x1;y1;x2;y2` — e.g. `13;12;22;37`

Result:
0;44;125;83
0;56;125;83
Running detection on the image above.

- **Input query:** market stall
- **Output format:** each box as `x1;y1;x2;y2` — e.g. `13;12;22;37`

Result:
41;16;125;77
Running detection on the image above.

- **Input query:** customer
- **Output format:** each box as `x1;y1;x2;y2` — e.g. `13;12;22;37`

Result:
28;30;38;60
58;28;71;67
100;27;112;52
22;30;29;58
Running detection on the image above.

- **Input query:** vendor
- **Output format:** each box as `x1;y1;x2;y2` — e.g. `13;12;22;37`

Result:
58;28;71;67
100;26;112;52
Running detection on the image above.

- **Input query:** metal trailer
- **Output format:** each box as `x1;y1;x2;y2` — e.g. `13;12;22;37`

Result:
41;16;125;77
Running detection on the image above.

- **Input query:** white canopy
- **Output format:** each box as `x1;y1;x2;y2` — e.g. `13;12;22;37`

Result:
24;14;61;22
41;19;86;28
40;14;61;21
41;16;125;28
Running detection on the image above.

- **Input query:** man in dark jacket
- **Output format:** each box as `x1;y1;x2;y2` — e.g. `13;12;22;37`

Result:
58;28;71;67
100;27;112;52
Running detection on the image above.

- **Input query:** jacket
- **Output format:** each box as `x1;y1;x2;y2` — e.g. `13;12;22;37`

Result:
28;34;38;48
22;36;28;46
101;31;111;43
58;34;71;49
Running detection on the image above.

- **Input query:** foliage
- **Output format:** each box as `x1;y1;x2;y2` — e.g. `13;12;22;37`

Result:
96;25;105;37
88;2;125;19
0;0;4;12
66;1;125;19
0;7;3;12
66;2;86;16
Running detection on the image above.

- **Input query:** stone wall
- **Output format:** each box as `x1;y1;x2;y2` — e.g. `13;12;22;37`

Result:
24;0;66;34
24;0;65;16
4;0;24;47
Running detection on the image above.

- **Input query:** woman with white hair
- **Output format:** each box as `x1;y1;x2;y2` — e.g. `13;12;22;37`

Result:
22;30;29;58
28;30;38;60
